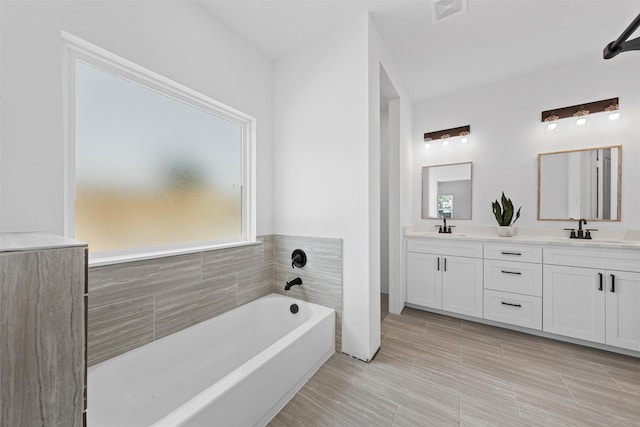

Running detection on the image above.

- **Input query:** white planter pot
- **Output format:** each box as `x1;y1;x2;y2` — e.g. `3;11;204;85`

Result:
497;226;517;237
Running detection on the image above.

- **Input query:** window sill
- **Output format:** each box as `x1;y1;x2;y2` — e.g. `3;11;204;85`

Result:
88;240;260;268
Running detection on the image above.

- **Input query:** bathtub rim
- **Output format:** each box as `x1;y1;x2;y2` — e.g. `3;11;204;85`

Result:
134;293;335;426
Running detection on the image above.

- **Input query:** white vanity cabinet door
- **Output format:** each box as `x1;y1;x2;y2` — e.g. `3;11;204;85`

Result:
406;252;442;309
442;256;483;317
543;265;605;343
606;271;640;351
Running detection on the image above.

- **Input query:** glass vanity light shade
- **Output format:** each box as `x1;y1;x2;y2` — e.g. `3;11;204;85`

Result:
546;122;557;131
424;142;431;149
573;116;588;132
606;109;623;128
442;139;449;146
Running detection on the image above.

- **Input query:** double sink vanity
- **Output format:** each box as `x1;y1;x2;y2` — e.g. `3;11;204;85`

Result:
404;226;640;354
412;143;639;354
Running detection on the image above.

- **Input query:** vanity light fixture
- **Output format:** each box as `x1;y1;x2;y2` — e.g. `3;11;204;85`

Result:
544;113;559;132
541;97;619;129
424;125;470;147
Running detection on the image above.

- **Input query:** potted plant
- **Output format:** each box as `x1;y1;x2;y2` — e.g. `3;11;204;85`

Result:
491;192;521;237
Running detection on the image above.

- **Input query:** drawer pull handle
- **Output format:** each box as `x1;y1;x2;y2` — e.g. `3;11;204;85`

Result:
501;270;522;275
501;251;522;256
610;274;615;293
501;301;522;308
437;257;440;271
444;258;447;272
598;273;603;291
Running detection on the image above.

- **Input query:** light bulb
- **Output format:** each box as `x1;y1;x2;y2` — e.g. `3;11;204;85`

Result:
609;112;620;121
461;137;468;143
547;122;557;131
576;117;587;126
424;142;431;149
442;140;449;146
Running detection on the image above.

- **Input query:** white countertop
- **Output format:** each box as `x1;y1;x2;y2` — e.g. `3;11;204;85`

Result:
404;225;640;250
0;232;87;253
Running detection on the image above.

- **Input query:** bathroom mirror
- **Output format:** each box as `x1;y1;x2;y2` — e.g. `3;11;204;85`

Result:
422;162;472;219
538;145;621;221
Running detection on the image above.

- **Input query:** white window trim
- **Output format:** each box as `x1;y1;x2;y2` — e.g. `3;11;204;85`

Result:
61;31;256;264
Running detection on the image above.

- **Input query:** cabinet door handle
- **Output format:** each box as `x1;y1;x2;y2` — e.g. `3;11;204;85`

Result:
598;273;603;291
610;274;615;293
501;251;522;256
501;301;522;308
501;270;522;275
437;257;440;271
444;258;447;272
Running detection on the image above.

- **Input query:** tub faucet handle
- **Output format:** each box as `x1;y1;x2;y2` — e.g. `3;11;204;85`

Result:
291;249;307;269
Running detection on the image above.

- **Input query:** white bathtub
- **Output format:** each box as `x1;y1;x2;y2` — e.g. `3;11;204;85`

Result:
88;293;335;427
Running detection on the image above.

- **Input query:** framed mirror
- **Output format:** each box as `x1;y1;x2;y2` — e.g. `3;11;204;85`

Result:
538;145;621;221
422;162;472;219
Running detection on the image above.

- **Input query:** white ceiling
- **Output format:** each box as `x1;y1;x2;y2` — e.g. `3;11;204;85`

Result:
200;0;640;102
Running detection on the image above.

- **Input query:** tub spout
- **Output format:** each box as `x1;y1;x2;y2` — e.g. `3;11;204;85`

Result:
285;277;302;291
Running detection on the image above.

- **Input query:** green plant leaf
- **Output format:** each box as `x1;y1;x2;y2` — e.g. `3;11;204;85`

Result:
501;192;514;225
492;192;522;226
492;200;503;224
512;207;522;225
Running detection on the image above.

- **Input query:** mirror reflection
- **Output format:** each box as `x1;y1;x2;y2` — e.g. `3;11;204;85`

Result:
538;146;621;221
422;162;472;220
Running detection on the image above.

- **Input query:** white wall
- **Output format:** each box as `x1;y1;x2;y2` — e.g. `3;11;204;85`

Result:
273;17;371;360
0;1;273;235
273;14;411;360
368;19;413;327
412;55;640;229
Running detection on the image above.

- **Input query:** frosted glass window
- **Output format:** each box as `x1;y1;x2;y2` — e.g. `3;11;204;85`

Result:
75;62;243;253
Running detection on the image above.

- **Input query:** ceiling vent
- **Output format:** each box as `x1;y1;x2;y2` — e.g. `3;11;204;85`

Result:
431;0;467;24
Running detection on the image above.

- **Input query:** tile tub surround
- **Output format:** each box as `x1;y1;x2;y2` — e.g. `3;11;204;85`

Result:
273;235;343;352
0;233;87;426
87;236;274;365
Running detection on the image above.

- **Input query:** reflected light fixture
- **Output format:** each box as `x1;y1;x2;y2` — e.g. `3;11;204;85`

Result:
541;97;619;129
424;125;471;147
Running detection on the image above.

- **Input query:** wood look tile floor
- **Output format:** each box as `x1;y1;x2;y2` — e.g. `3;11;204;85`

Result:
269;308;640;427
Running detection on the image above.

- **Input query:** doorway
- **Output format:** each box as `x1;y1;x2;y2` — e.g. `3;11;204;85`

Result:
379;65;399;322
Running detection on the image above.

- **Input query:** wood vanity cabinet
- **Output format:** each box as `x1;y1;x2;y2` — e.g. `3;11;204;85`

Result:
0;233;87;426
543;247;640;351
406;239;483;317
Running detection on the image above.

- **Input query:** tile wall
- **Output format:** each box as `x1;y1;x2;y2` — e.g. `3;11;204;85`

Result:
273;235;343;352
87;236;273;365
87;234;343;365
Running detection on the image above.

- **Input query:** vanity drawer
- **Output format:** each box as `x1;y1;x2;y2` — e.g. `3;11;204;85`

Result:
406;238;483;258
483;290;542;330
483;260;542;296
484;244;542;263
